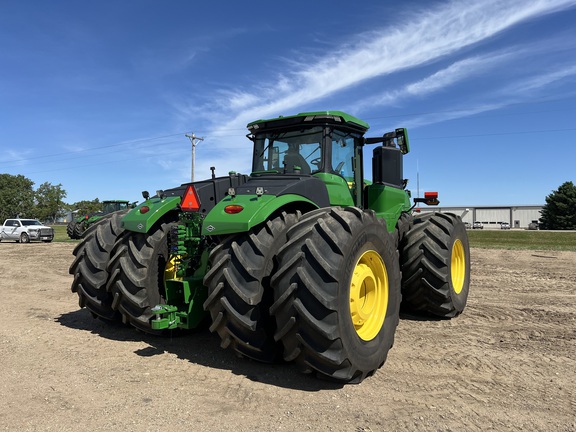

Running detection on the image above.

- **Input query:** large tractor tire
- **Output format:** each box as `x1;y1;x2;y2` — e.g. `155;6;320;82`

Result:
203;211;300;362
74;220;87;239
400;212;470;318
69;211;127;320
394;211;414;249
106;220;175;333
270;207;401;383
66;220;79;239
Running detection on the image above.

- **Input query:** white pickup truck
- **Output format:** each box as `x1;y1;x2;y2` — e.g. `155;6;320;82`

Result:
0;219;54;243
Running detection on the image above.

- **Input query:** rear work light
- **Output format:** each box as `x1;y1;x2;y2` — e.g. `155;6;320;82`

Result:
224;205;244;214
181;185;201;212
413;191;440;206
424;191;439;205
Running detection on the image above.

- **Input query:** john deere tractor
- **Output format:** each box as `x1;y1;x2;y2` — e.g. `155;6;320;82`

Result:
70;111;470;383
67;200;134;239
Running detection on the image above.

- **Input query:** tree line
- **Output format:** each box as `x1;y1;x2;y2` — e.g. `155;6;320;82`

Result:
0;173;104;223
1;173;575;229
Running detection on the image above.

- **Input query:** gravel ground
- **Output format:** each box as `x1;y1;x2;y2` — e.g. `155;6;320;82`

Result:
0;242;574;431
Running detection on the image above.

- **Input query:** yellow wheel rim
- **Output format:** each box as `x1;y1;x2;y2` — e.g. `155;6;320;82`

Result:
451;239;466;294
164;255;182;281
349;250;388;341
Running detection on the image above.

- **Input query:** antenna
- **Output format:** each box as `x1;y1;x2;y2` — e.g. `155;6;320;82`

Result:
417;159;420;207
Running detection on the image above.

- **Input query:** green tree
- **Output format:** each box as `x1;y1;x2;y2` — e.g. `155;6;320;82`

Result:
71;198;101;218
0;173;35;221
34;182;67;223
539;181;576;230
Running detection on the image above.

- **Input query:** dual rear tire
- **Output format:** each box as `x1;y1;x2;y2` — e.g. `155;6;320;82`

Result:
106;220;175;333
69;211;128;320
203;212;300;362
70;213;177;333
269;207;400;383
203;207;401;383
400;212;470;317
204;208;470;382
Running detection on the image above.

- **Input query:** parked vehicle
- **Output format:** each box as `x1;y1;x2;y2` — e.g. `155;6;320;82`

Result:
0;219;54;243
67;200;134;239
473;221;483;229
501;222;510;230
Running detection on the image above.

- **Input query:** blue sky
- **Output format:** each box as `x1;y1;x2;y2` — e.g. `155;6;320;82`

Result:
1;0;576;207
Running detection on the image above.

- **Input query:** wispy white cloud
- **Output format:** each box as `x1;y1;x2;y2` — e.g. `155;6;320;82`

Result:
5;150;32;166
193;0;576;131
398;64;576;128
351;51;515;110
168;0;576;175
504;65;576;93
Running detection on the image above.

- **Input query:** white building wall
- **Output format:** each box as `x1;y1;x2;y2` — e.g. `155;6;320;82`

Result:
511;207;542;228
475;209;510;226
417;205;542;228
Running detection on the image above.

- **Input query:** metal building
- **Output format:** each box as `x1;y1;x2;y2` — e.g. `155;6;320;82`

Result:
417;205;543;229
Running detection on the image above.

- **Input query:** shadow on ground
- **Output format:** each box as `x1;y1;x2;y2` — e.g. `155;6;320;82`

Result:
57;308;344;391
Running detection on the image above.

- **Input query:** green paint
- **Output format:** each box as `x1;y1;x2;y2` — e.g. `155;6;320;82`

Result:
121;196;180;233
201;193;319;236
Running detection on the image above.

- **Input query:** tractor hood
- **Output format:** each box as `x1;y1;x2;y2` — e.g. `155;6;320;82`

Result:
234;174;330;203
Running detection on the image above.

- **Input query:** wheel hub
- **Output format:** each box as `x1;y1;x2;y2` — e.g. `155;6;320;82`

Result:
349;250;388;341
451;239;466;294
164;255;182;281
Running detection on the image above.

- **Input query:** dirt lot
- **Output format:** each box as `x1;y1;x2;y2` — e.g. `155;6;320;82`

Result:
0;242;574;432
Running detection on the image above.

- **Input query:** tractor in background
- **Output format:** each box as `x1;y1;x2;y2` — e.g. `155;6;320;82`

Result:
66;200;134;239
70;111;470;383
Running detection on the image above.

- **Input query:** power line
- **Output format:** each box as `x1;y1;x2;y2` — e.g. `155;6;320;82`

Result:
3;125;575;172
415;127;576;140
2;98;576;167
0;132;187;164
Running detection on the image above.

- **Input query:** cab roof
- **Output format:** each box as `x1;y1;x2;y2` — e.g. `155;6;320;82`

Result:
247;111;370;134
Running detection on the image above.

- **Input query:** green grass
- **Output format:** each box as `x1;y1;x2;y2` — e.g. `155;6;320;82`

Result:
51;225;78;243
467;229;576;251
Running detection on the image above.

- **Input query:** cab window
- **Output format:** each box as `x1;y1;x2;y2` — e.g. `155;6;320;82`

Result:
252;127;323;174
331;131;356;181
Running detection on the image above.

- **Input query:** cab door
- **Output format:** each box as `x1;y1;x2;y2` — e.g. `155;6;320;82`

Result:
4;220;20;240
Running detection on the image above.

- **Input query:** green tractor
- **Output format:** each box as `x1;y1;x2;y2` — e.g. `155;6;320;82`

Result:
70;111;470;383
66;200;134;239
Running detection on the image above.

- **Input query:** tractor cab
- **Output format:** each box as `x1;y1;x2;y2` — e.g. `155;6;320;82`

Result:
102;200;131;214
249;112;368;176
248;110;411;214
248;111;369;206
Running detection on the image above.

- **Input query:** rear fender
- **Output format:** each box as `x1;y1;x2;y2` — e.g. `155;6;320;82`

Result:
121;196;181;233
366;184;412;232
201;194;318;236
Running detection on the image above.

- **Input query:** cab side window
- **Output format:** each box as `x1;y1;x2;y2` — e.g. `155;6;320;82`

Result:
331;134;355;178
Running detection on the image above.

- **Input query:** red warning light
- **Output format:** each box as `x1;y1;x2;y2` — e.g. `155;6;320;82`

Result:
224;205;244;214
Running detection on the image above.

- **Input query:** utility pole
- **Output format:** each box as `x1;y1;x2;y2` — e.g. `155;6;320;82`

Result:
185;133;204;182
